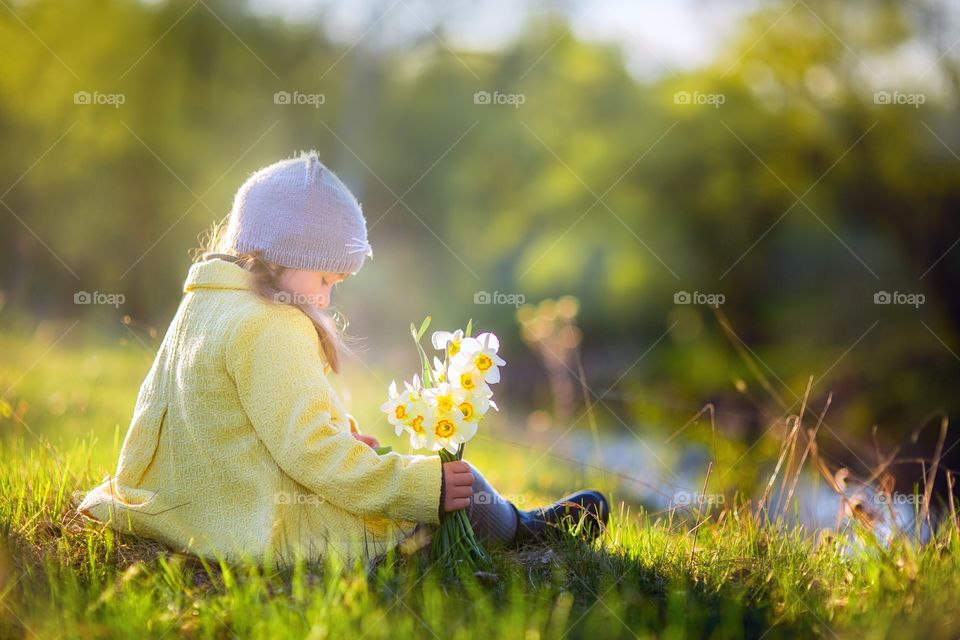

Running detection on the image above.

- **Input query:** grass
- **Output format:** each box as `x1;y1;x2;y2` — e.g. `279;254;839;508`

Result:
2;326;960;639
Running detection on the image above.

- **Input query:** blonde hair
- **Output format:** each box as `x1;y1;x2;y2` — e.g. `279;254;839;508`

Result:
194;220;350;373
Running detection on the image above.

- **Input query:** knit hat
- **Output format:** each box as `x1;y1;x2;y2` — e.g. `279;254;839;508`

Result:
223;151;372;274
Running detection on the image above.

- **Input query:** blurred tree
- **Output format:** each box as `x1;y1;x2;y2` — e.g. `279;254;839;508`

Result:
0;0;958;472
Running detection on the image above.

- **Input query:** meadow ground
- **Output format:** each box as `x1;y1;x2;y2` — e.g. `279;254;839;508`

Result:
2;327;959;639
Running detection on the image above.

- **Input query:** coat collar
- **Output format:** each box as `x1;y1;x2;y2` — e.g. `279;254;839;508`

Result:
183;256;253;293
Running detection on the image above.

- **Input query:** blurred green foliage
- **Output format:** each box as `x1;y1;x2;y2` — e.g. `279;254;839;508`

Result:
1;0;958;463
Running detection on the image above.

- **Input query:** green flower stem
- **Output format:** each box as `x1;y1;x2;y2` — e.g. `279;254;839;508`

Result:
432;444;489;572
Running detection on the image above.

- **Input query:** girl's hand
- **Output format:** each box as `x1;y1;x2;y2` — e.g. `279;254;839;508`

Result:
352;432;381;449
442;461;475;512
347;414;379;449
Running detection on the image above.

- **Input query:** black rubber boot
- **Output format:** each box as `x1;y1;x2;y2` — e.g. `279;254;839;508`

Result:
510;490;610;547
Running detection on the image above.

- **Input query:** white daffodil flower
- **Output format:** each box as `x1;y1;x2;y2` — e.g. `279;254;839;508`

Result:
423;381;458;415
379;380;413;436
423;382;475;453
448;364;492;398
430;329;465;358
453;386;492;423
427;406;473;455
404;394;434;450
385;326;504;457
383;377;434;449
432;356;447;383
450;332;506;384
402;374;424;398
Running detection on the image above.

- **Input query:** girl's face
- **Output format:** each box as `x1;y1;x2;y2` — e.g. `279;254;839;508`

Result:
278;269;348;308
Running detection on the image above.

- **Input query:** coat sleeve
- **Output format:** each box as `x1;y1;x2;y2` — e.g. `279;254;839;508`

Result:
225;306;442;525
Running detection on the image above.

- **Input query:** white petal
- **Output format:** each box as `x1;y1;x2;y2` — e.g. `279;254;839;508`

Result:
431;331;452;350
457;336;482;355
459;420;478;442
478;332;500;353
449;351;470;373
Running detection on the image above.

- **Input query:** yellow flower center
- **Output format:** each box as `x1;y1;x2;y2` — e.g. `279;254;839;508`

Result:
394;405;407;420
435;419;456;438
476;354;493;371
437;395;454;413
411;415;424;433
459;402;474;421
460;373;476;390
448;341;460;357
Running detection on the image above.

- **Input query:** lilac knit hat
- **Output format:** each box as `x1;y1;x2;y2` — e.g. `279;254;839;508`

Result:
223;151;372;274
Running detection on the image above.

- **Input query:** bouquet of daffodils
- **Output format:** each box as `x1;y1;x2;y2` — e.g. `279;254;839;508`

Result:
380;318;505;571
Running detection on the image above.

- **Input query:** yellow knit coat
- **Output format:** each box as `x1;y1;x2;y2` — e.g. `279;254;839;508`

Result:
79;258;442;565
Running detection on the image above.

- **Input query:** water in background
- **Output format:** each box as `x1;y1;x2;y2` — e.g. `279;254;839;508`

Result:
548;431;930;544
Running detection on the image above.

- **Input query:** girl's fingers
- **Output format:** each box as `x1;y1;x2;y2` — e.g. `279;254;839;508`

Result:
444;461;471;475
445;497;470;511
351;433;380;449
449;471;475;487
448;485;473;500
441;461;475;514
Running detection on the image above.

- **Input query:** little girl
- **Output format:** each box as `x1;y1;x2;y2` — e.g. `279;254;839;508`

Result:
80;151;609;566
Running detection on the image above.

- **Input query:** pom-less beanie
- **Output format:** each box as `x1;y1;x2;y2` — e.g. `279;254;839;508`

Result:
223;151;371;274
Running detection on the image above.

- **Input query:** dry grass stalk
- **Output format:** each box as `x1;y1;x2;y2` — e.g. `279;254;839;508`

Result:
920;416;949;537
690;462;713;563
774;377;813;519
756;414;802;526
947;471;959;542
781;393;833;521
